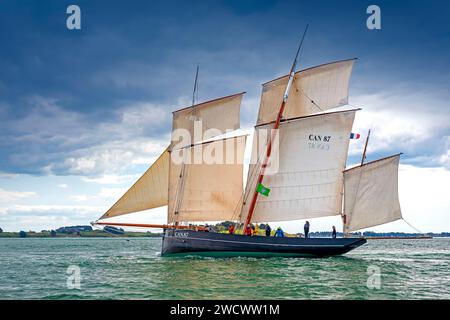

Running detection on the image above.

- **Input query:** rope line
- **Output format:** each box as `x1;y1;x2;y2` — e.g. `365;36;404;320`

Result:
402;218;424;234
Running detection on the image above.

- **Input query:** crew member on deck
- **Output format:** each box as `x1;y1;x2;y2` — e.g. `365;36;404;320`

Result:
304;221;310;238
265;224;271;237
244;224;252;236
274;227;284;237
332;226;337;239
251;224;256;235
228;224;235;235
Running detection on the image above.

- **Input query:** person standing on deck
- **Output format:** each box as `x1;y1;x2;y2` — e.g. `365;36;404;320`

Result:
265;224;271;237
244;224;252;236
332;226;337;239
274;227;284;237
228;224;235;235
304;221;310;238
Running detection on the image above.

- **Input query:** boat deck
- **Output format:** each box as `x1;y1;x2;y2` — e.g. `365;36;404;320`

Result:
162;229;367;257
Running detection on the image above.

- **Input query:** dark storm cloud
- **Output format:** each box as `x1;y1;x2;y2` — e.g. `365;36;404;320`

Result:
0;0;449;175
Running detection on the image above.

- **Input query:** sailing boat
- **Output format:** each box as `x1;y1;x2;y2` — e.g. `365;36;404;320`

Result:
94;31;403;257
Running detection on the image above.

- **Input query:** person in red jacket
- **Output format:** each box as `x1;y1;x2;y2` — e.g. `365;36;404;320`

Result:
244;224;252;236
228;224;235;235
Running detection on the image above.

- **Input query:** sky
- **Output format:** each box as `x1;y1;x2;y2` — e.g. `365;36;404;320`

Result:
0;0;449;233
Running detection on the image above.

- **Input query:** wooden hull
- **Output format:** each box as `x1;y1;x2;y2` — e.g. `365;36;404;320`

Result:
161;229;367;257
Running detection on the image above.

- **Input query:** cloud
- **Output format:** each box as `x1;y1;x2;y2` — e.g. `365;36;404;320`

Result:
0;188;37;203
81;174;138;185
347;89;450;168
0;204;105;232
1;96;170;176
70;187;127;203
57;184;69;188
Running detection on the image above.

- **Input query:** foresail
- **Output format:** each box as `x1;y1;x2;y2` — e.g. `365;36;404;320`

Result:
257;59;355;125
172;92;244;146
168;135;246;223
241;110;357;223
99;148;170;220
343;154;402;232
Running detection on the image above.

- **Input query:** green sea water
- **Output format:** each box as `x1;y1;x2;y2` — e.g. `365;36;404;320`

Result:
1;237;449;299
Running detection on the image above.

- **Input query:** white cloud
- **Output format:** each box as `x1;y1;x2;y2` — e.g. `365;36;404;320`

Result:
54;137;168;176
0;173;17;179
57;183;69;188
81;174;138;185
69;195;90;202
3;96;170;176
69;187;127;203
0;188;37;203
0;204;105;232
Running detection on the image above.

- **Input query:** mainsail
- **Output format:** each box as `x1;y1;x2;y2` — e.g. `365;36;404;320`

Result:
256;59;355;125
168;136;246;223
343;154;402;232
241;109;358;223
99;147;170;219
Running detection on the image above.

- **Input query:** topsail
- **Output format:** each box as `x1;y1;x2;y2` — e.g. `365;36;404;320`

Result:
257;59;355;125
172;92;244;145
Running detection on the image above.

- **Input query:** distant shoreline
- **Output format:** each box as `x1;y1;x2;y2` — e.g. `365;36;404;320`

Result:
0;230;162;238
0;230;448;239
364;235;434;240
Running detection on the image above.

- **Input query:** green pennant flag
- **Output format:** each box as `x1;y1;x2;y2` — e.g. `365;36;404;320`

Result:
256;183;270;197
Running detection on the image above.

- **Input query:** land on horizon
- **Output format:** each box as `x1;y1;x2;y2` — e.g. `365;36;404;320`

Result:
1;223;448;239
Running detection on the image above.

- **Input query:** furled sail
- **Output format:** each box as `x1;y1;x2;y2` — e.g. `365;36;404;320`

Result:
241;109;358;223
343;154;402;232
99;148;170;220
256;59;355;125
168;135;246;223
171;92;244;146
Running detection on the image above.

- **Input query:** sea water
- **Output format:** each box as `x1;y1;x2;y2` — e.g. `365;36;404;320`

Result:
0;237;449;299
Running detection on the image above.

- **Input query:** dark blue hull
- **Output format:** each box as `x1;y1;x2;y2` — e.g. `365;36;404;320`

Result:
161;229;366;257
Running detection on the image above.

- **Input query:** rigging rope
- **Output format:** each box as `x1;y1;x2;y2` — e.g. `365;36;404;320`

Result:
92;225;131;241
402;218;424;234
299;87;324;112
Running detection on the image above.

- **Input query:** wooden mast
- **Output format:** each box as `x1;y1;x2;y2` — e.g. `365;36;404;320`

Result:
243;25;309;228
173;65;200;220
361;129;371;165
192;65;199;107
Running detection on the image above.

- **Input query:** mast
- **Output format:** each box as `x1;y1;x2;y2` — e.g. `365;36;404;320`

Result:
361;129;371;165
192;65;199;107
244;25;309;227
174;66;200;220
343;129;371;236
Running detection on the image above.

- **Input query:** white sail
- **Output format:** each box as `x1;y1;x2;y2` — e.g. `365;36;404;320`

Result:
241;110;357;223
172;92;244;145
168;135;246;223
343;154;402;232
257;59;355;125
99;148;170;219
